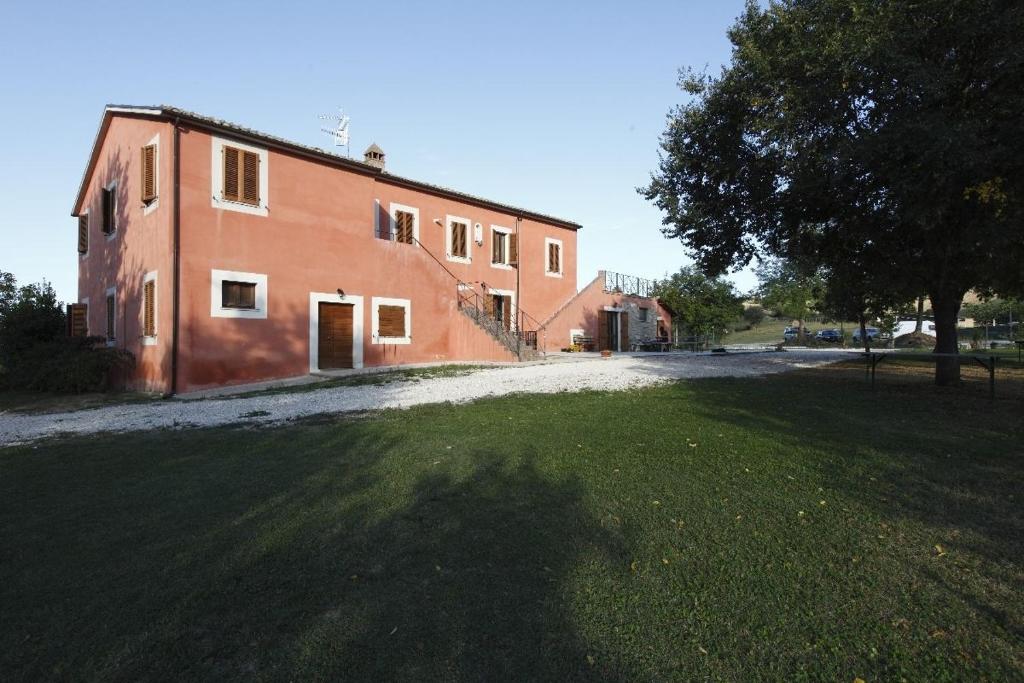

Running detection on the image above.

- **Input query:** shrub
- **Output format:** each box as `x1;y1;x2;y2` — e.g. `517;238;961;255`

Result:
742;305;766;329
0;272;135;393
2;336;135;393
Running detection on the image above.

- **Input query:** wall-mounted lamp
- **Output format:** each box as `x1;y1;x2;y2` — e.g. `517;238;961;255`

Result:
433;218;443;226
336;288;346;299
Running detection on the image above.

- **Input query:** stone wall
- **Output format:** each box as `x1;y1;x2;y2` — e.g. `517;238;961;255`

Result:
619;297;659;346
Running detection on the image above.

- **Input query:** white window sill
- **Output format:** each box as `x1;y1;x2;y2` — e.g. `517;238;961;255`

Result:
211;195;268;217
104;231;117;242
545;271;563;278
490;262;513;270
446;255;471;265
143;198;160;216
213;306;266;320
372;336;411;345
141;335;158;346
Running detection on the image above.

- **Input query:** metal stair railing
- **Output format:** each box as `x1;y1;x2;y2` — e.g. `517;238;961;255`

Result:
456;287;546;360
379;232;546;360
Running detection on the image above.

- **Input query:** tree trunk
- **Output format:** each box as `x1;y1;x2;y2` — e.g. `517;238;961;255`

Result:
797;318;805;344
930;292;963;386
914;296;925;333
859;313;870;353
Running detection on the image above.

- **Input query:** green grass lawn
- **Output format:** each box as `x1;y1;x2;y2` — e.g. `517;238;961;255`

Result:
722;316;793;344
2;365;1022;681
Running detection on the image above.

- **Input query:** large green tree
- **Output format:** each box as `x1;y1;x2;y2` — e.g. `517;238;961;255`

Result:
654;267;742;344
641;0;1024;384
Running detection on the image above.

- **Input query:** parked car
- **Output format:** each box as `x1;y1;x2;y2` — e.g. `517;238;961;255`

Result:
815;329;843;343
852;326;881;342
783;326;813;341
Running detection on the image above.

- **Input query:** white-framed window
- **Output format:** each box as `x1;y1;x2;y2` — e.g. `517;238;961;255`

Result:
104;285;117;344
371;296;412;345
638;307;649;323
544;237;563;277
490;226;513;269
210;136;269;217
142;134;160;215
210;269;268;319
446;215;472;263
142;271;158;345
389;203;419;245
102;181;118;239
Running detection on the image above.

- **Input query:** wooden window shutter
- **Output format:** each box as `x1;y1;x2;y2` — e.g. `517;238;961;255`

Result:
143;280;156;337
395;211;414;244
106;295;116;340
378;305;406;338
502;296;512;330
451;222;467;258
508;233;518;266
67;303;88;337
241;282;256;308
553;244;560;272
597;310;609;351
77;214;89;254
241;151;260;205
491;230;500;263
548;243;560;272
223;146;240;201
141;145;156;202
221;281;257;309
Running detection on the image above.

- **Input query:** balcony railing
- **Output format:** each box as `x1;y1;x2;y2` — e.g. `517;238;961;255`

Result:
603;270;656;298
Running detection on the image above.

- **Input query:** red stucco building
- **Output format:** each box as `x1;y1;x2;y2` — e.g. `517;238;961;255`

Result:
72;106;669;394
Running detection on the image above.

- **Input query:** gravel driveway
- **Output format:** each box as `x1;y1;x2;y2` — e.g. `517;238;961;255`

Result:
0;351;847;445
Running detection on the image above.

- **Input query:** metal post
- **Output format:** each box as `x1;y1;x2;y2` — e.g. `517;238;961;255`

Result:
989;356;996;401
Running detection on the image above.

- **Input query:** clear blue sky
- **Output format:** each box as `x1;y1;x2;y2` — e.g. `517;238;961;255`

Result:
0;0;754;302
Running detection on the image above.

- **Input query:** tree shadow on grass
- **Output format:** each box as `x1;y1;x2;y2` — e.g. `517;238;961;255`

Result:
0;421;631;681
669;367;1024;558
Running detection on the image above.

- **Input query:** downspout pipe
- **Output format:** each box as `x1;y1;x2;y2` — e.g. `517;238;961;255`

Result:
170;118;181;395
515;216;522;360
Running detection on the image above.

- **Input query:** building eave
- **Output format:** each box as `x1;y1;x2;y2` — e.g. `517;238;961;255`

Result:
72;104;582;231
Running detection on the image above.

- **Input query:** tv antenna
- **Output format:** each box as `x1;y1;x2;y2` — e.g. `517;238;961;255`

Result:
319;108;351;157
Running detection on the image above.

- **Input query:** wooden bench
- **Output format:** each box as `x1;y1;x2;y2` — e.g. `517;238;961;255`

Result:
572;335;595;351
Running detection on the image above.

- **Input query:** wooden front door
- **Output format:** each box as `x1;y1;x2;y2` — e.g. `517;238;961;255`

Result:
598;310;619;351
318;302;354;369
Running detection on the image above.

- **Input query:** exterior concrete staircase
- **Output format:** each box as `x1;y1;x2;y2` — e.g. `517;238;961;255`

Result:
457;291;543;361
396;233;545;361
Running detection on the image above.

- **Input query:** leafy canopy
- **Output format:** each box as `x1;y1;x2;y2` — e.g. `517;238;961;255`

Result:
654;267;742;338
641;0;1024;381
